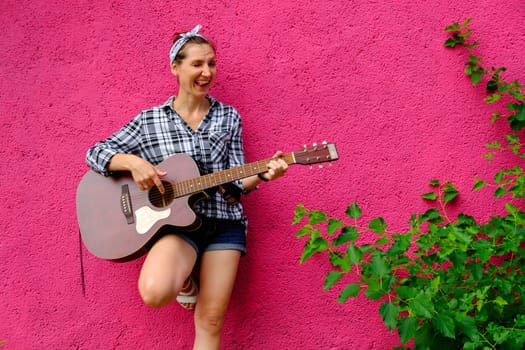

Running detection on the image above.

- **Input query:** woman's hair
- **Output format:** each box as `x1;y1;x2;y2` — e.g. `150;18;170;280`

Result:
171;32;216;64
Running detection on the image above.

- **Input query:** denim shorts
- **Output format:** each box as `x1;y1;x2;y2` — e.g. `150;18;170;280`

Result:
176;217;247;255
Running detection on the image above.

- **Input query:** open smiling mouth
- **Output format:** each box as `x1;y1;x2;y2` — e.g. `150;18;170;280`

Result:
196;81;210;87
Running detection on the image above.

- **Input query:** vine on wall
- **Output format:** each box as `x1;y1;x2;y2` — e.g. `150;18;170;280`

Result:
293;19;524;350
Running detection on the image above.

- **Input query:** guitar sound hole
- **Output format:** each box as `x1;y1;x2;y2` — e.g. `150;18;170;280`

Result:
148;181;175;208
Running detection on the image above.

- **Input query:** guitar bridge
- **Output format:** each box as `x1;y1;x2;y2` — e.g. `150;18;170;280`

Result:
121;184;134;224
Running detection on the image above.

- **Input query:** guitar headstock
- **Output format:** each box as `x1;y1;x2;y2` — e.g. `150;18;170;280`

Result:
293;142;339;167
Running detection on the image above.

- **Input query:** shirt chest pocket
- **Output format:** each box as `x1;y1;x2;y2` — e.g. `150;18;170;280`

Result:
204;131;231;164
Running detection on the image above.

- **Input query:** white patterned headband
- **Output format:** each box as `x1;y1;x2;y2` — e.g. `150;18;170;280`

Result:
169;24;207;65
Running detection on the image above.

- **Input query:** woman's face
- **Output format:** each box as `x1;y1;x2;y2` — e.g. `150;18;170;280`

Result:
171;43;216;98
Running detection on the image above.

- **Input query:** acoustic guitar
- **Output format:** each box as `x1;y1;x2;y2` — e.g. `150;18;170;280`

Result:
76;143;338;261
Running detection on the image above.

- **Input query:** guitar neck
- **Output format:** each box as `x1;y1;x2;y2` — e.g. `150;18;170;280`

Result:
172;142;339;197
175;153;296;197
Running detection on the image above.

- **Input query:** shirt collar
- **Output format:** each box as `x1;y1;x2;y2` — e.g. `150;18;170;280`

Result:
162;95;217;112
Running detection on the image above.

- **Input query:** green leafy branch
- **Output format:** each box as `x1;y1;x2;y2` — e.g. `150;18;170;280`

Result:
421;180;458;223
445;19;525;205
445;18;525;132
293;190;525;349
292;19;525;350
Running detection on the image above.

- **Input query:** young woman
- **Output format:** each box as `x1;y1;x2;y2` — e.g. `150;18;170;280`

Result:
85;25;288;349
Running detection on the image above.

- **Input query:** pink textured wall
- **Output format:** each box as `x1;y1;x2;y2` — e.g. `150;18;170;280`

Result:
1;0;524;349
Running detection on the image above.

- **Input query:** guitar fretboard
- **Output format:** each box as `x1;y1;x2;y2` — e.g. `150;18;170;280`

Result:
173;153;295;197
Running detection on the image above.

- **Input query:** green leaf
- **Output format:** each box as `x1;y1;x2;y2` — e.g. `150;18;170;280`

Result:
346;202;362;219
308;210;327;225
471;71;483;85
484;93;501;104
333;226;359;246
451;226;472;245
414;322;433;349
421;192;437;200
515;108;525;122
370;251;390;277
444;38;459;47
494;187;507;197
323;270;343;291
398;317;418;344
300;244;316;263
364;279;385;300
346;243;363;264
395;286;418;300
463;341;482;350
444;181;457;191
374;235;390;246
494;170;504;183
337;283;360;303
299;236;327;263
430;276;441;295
462;18;472;27
429;179;440;186
327;219;343;235
292;204;307;224
338;254;351;273
409;291;435;319
493;295;508;307
329;251;344;269
386;234;412;257
505;134;520;144
509;90;524;100
473;178;487;191
472;239;493;262
507;102;521;111
380;302;400;331
443;191;459;202
486;79;498;93
369;217;388;234
295;224;313;237
312;237;328;251
360;244;373;253
505;202;518;215
486;141;502;149
491;112;502;123
421;208;442;223
445;22;461;32
432;314;456;339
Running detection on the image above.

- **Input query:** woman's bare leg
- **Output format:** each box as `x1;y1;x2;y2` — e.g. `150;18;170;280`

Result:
138;234;198;308
193;250;241;350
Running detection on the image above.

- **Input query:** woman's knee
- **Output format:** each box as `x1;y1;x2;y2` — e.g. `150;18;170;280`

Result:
195;307;227;335
138;276;178;308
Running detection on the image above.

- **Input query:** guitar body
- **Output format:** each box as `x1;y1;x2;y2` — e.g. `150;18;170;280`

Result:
76;154;203;261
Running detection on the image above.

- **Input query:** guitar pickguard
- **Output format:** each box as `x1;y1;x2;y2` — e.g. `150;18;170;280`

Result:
135;206;171;234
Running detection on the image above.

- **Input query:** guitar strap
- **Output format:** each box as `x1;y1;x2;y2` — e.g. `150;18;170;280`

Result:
218;182;241;205
78;229;86;297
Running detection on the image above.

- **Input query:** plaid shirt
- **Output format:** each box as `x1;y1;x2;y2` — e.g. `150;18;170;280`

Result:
86;95;249;221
